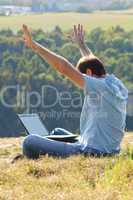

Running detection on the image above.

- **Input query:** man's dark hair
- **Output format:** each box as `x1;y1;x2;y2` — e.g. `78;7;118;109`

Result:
77;56;106;77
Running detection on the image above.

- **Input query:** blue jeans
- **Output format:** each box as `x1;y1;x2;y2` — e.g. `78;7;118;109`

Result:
23;128;120;159
23;128;83;159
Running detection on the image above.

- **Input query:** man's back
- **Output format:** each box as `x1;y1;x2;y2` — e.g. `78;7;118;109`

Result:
79;74;128;153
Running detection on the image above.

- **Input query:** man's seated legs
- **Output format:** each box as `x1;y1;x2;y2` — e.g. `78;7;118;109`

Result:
23;134;82;159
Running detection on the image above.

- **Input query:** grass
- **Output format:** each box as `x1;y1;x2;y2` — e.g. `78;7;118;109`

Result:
0;133;133;200
0;11;133;32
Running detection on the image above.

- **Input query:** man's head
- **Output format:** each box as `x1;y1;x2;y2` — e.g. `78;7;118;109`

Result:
77;56;106;77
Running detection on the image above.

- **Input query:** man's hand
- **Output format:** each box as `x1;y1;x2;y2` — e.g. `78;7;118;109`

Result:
70;24;85;46
69;24;94;57
22;24;33;48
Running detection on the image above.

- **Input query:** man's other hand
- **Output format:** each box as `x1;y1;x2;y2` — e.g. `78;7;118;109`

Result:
22;24;33;48
70;24;85;46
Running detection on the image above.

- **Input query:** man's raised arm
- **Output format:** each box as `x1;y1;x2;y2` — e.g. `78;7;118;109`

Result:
22;25;84;88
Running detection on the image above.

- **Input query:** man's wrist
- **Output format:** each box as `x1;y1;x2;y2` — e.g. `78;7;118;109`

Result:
78;40;85;48
79;41;85;48
31;41;38;52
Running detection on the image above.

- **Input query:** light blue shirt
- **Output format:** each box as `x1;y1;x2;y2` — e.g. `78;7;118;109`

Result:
79;74;128;153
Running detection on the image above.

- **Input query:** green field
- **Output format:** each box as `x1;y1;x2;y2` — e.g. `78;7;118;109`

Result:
0;12;133;31
0;133;133;200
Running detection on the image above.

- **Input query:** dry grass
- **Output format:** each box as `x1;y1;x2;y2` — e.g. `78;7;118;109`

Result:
0;133;133;200
0;12;133;31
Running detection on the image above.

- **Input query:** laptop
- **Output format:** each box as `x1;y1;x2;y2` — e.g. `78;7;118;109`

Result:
18;114;78;143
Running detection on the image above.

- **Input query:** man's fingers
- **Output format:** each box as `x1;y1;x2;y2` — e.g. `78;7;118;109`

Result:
22;24;28;33
74;25;78;36
80;24;85;40
23;24;27;29
81;24;83;34
78;24;80;31
23;24;29;32
78;24;82;33
72;24;85;44
22;24;31;37
79;24;83;36
78;24;83;37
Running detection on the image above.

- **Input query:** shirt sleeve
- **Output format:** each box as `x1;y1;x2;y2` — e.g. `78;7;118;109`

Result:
83;74;106;95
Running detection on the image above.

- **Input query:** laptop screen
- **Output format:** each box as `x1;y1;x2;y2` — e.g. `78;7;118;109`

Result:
18;114;49;136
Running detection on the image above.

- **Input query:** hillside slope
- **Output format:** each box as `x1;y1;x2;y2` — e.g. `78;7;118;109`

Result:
0;133;133;200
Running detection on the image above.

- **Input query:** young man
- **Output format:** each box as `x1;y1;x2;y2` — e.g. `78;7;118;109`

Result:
22;24;128;159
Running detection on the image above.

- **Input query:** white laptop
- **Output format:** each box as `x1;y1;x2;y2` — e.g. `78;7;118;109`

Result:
18;114;78;143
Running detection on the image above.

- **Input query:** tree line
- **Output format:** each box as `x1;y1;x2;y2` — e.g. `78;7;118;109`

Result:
0;26;132;132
